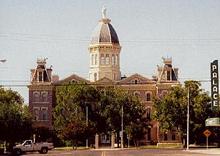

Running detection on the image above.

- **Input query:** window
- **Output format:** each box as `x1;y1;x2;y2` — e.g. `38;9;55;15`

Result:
94;73;97;81
101;54;105;65
24;140;32;146
147;128;151;141
146;92;151;101
162;90;168;97
106;54;110;64
33;107;40;120
172;134;176;140
112;54;115;65
134;80;138;84
164;132;168;141
146;107;151;119
33;91;40;102
134;91;140;97
167;70;171;80
113;73;116;80
38;72;43;82
41;107;48;121
91;54;94;65
95;54;97;65
115;54;118;65
41;91;48;102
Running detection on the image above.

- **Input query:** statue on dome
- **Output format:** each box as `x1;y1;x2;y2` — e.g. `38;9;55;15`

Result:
102;6;107;19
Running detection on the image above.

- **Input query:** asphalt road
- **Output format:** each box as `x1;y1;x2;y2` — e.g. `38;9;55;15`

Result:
20;148;220;156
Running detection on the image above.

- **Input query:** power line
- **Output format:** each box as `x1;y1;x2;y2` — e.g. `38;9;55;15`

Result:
1;33;220;44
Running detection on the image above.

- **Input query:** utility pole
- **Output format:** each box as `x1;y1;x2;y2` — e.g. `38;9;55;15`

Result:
86;104;88;148
121;105;124;149
186;87;190;150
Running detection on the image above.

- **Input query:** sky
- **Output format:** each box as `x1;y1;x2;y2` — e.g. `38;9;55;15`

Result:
0;0;220;103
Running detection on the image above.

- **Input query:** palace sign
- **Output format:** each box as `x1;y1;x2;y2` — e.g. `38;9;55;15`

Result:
211;60;219;110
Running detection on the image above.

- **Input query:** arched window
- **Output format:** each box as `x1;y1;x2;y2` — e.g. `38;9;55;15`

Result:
91;54;94;65
41;91;48;102
134;91;140;97
95;54;97;65
41;107;48;121
167;70;171;80
38;72;43;82
112;54;115;65
146;107;151;119
145;92;152;101
115;54;118;65
33;91;40;102
106;54;110;64
94;73;97;81
33;107;40;120
162;90;168;97
101;54;105;65
113;73;116;80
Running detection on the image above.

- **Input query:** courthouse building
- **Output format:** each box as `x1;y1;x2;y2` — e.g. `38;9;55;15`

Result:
28;8;180;144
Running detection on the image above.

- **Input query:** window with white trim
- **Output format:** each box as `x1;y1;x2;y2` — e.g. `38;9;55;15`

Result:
95;54;97;65
134;91;140;97
112;54;115;65
106;54;110;64
33;107;40;121
101;54;105;65
41;91;48;102
145;92;152;101
41;107;48;121
33;91;40;102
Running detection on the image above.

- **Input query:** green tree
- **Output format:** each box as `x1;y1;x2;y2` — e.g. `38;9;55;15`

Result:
54;84;149;147
99;87;149;147
153;81;211;144
0;87;32;151
53;83;99;148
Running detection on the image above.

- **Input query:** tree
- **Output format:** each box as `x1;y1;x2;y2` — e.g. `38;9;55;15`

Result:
53;84;149;147
0;87;33;151
53;83;99;148
153;81;211;144
99;87;149;147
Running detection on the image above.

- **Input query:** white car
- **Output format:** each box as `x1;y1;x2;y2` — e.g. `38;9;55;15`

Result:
13;140;54;155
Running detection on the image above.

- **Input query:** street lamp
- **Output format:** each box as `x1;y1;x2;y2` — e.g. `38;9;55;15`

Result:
186;87;190;150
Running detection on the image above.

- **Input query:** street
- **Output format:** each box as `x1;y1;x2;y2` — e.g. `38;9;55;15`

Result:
19;148;220;156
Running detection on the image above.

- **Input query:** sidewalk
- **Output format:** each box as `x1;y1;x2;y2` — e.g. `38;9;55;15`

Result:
187;148;220;155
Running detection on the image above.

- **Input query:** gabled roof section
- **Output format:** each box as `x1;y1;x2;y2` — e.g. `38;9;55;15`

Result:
118;73;156;85
92;77;115;85
30;58;52;84
54;74;90;85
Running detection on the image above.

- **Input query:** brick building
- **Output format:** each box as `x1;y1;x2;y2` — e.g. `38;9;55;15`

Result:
28;8;180;144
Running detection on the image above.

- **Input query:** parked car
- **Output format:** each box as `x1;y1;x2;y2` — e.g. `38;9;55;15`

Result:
13;140;53;155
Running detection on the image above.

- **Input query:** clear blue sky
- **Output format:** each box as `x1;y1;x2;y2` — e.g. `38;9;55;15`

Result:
0;0;220;103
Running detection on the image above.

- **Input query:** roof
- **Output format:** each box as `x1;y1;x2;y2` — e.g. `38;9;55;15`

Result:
90;18;119;45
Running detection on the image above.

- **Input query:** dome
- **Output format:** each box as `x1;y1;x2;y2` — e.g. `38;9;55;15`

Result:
90;9;119;45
